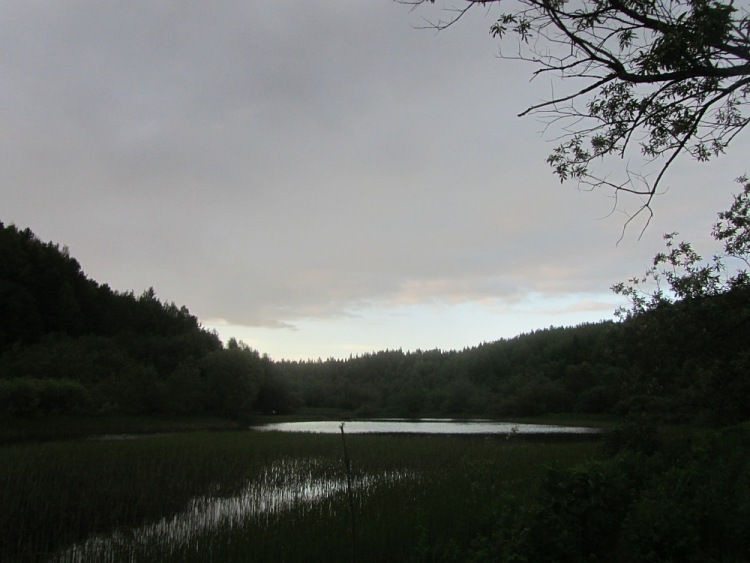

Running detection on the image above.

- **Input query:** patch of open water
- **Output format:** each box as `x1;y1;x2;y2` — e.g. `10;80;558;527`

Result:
55;419;600;559
52;458;411;562
253;419;600;435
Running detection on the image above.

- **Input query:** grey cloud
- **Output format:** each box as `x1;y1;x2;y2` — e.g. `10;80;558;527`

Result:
1;1;743;340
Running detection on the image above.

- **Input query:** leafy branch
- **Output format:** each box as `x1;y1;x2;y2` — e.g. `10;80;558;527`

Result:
400;0;750;223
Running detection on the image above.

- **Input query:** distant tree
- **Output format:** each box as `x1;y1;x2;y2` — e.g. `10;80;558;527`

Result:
0;378;91;416
201;342;264;419
404;0;750;225
166;360;207;414
255;361;298;415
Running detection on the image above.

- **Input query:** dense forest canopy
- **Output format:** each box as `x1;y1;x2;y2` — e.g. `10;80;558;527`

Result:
2;213;749;563
2;190;749;423
0;222;293;419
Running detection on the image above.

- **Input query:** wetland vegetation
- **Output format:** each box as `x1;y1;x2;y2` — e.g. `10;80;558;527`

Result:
4;419;748;562
2;181;750;560
1;426;601;562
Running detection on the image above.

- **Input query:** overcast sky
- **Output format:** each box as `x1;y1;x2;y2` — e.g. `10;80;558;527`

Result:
2;2;747;360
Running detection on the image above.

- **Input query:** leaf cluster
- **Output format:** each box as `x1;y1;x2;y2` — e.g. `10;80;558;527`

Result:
613;175;750;318
403;0;750;221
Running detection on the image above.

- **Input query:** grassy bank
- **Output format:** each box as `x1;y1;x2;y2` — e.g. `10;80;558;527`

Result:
1;429;601;562
0;414;241;444
0;410;615;444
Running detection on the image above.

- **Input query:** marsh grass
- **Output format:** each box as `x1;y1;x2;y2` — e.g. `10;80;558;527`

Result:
0;414;240;444
1;430;600;562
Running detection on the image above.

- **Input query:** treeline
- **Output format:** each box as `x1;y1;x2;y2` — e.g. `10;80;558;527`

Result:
277;286;749;425
3;192;749;426
0;223;296;419
282;180;750;425
278;322;625;418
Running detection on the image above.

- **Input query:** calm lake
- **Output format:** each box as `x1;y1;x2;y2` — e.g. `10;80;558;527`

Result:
253;419;600;435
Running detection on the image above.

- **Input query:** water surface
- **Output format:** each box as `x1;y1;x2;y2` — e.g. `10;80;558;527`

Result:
253;419;599;435
52;457;408;561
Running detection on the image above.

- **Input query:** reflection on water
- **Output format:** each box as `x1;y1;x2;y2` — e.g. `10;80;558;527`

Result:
52;420;599;560
253;419;600;435
51;458;412;562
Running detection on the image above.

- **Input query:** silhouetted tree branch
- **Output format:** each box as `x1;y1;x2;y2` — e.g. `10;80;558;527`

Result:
401;0;750;224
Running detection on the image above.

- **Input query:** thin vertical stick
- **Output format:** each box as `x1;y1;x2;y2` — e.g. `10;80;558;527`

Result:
339;422;356;563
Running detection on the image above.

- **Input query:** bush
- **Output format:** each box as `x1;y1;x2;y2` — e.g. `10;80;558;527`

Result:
475;425;750;563
621;429;750;562
0;378;91;416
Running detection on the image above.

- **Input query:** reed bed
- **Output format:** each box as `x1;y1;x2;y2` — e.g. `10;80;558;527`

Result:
0;430;599;562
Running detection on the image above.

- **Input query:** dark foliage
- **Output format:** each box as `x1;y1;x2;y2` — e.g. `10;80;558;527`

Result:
279;182;750;425
277;291;748;423
0;223;295;419
466;424;750;562
3;212;749;425
277;322;627;418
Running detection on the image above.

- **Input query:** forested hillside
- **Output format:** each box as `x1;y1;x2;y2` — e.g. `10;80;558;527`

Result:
279;287;749;424
3;197;750;426
3;206;750;559
278;322;624;418
280;179;750;425
0;223;293;419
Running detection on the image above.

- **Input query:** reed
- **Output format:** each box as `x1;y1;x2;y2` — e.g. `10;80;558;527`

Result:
339;423;356;563
1;430;599;562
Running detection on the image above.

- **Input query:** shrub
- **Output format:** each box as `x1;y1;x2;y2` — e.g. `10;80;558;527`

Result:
0;378;91;416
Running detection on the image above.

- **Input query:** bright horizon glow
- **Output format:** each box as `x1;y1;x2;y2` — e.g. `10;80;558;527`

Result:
2;3;746;366
203;292;625;361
